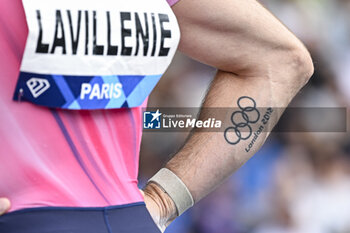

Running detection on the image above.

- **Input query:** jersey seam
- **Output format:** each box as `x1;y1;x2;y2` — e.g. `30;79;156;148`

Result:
103;208;113;233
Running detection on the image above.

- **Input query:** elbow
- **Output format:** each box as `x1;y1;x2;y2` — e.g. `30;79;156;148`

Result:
286;44;314;88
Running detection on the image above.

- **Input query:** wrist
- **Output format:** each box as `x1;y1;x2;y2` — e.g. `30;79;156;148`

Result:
144;182;177;228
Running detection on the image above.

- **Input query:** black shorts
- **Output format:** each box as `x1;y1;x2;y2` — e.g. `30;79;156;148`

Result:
0;202;161;233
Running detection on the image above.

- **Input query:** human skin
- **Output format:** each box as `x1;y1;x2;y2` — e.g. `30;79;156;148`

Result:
143;0;314;231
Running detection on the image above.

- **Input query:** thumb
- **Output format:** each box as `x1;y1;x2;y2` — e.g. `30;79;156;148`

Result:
0;198;11;215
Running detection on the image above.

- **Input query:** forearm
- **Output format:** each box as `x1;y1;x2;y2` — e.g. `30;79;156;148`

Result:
166;67;309;202
145;53;313;226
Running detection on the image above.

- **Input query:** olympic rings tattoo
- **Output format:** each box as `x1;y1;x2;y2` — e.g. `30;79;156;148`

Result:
224;96;260;145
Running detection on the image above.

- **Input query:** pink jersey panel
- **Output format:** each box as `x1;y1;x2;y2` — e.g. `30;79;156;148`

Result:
0;0;145;212
167;0;181;6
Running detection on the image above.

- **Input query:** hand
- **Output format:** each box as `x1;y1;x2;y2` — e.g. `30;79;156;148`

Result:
142;183;177;233
0;198;10;215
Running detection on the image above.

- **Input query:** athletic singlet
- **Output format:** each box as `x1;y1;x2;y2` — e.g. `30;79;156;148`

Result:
0;0;180;212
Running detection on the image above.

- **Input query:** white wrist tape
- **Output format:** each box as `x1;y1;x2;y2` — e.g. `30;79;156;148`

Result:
148;168;194;216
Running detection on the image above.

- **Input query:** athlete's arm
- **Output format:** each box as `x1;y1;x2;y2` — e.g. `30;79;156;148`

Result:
144;0;314;230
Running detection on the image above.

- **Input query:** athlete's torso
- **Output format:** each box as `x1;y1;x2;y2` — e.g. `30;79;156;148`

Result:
0;0;179;212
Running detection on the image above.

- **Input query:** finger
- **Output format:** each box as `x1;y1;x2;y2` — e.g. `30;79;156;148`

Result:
0;198;11;215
